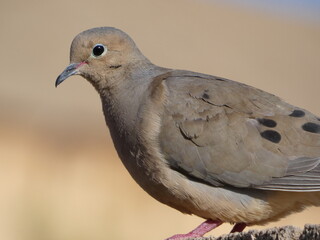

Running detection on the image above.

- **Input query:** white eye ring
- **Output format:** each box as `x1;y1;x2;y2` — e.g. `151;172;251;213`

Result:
91;44;107;58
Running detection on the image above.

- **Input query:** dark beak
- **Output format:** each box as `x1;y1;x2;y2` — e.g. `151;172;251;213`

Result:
55;63;81;87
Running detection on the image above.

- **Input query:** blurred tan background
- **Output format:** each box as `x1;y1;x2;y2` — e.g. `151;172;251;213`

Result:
0;0;320;239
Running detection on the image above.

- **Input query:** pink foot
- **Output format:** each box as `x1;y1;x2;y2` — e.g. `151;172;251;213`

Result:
230;222;247;233
165;219;223;240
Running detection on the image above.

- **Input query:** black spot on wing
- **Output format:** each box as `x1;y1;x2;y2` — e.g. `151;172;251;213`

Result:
260;130;281;143
289;110;305;117
302;122;320;133
202;93;210;99
257;118;277;128
215;77;226;81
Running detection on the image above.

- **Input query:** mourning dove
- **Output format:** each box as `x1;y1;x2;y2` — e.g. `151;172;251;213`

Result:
56;27;320;239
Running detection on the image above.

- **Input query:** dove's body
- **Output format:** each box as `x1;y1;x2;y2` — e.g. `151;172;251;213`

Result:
100;67;320;225
56;27;320;237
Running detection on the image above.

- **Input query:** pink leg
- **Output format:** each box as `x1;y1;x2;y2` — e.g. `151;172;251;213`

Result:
230;222;247;233
165;219;223;240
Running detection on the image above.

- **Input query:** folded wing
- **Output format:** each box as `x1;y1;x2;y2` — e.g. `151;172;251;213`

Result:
158;70;320;191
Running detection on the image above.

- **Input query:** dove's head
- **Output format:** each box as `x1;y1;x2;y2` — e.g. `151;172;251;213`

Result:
56;27;148;88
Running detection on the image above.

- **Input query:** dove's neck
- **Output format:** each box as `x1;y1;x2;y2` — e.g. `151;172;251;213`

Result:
98;61;168;148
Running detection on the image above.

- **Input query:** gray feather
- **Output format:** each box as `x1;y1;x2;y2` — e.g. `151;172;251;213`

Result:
159;70;320;192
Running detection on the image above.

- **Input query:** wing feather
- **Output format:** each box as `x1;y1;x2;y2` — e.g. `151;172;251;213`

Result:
159;70;320;192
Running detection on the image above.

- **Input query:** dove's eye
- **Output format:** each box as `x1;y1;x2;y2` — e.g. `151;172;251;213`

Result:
92;44;107;57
